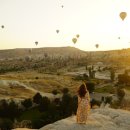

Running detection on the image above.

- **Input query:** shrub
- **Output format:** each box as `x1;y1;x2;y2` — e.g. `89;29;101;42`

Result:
32;119;44;129
117;88;125;103
105;96;113;104
60;93;72;117
33;93;43;104
21;98;32;109
35;76;39;79
85;82;95;93
38;97;50;112
62;88;69;94
90;99;101;107
52;89;58;95
0;118;13;130
71;95;78;115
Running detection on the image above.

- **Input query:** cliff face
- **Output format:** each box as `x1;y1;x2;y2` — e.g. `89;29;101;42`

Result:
13;108;130;130
39;108;130;130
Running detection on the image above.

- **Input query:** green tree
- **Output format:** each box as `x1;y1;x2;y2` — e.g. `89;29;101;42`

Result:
60;93;72;117
0;99;8;118
88;67;92;78
39;97;50;112
21;98;32;109
52;89;58;95
90;99;101;108
7;100;20;120
71;95;78;115
85;65;88;70
88;67;95;78
83;73;89;80
110;69;115;82
85;82;95;93
105;96;113;104
0;118;13;130
62;88;69;94
117;88;125;104
33;92;43;104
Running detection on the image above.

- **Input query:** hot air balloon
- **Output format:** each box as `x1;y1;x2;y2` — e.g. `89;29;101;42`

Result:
76;34;80;38
118;37;120;39
35;41;38;46
1;25;4;29
56;30;59;33
72;38;77;44
95;44;99;48
61;5;64;8
120;12;127;21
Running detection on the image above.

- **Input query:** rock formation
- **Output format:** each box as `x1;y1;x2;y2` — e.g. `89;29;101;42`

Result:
39;108;130;130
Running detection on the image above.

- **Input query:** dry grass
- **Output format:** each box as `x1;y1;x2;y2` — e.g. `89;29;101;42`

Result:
0;71;81;100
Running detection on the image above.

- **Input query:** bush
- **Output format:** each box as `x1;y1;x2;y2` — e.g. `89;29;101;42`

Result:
21;98;32;109
73;75;84;80
110;69;115;82
85;82;95;93
90;99;101;107
52;89;58;95
32;119;44;129
60;93;72;117
0;118;13;130
0;99;8;118
7;100;20;120
71;95;78;115
33;93;43;104
105;96;113;104
38;97;50;112
35;76;39;79
117;88;125;103
0;99;21;120
118;74;130;85
62;88;69;94
111;100;119;109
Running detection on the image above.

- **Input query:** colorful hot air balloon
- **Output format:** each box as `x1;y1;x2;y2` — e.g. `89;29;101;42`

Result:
56;30;59;33
95;44;99;48
72;38;77;44
120;12;127;21
76;34;80;38
35;41;38;46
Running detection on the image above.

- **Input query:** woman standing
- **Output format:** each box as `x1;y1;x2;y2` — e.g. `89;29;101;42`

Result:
76;83;90;124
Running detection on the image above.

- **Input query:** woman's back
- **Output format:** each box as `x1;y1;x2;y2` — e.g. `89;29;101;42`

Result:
77;85;90;124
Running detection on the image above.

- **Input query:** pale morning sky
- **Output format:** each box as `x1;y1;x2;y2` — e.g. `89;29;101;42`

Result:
0;0;130;51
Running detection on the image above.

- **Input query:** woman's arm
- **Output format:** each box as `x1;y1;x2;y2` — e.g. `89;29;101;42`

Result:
78;96;81;104
88;92;90;102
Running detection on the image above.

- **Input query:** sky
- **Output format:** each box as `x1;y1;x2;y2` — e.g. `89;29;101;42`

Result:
0;0;130;51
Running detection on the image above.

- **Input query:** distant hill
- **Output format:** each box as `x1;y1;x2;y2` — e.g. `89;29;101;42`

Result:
1;46;130;60
1;47;130;68
0;47;87;60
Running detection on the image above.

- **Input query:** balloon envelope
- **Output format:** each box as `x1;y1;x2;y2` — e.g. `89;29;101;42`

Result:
76;34;80;38
120;12;127;21
72;38;77;44
35;41;38;45
1;25;4;28
95;44;99;48
56;30;59;33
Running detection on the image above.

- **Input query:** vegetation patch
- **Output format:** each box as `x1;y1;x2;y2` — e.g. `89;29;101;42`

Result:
95;85;115;94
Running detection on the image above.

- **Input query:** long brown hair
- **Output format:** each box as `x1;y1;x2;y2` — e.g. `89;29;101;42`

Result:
78;84;87;98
